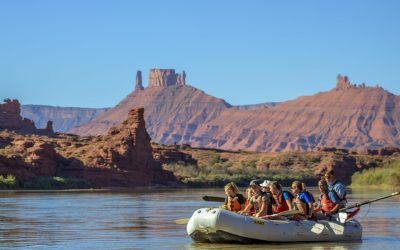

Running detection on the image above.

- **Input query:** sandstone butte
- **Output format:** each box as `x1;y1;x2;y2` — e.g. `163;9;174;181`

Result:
0;99;181;187
70;70;400;152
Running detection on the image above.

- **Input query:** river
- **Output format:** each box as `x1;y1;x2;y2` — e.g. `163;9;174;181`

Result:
0;188;399;249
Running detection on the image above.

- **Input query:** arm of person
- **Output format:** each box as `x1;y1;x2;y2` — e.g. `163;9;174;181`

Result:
282;192;294;210
255;196;266;217
307;202;314;217
238;201;251;215
325;191;342;215
294;198;306;215
325;204;341;215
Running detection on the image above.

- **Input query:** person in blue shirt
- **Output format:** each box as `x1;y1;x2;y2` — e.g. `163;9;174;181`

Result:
324;170;347;215
291;181;314;220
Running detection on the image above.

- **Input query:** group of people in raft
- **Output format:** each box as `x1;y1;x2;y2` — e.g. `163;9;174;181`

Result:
222;170;346;220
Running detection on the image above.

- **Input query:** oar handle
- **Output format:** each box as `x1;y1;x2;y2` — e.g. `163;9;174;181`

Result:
340;191;400;212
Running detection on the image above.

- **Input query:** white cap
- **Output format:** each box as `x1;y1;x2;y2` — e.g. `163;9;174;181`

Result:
260;180;272;187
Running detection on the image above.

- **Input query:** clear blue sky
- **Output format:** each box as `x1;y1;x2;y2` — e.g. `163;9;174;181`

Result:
1;0;399;108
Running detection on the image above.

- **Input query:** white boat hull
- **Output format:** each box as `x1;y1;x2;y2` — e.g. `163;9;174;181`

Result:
187;208;362;243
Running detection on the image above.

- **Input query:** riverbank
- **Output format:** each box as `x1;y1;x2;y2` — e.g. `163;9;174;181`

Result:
351;160;400;190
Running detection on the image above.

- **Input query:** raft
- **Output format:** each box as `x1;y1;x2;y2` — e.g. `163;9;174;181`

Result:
187;208;362;243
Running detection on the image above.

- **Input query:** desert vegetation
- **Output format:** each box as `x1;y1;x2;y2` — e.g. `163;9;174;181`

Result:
351;160;400;190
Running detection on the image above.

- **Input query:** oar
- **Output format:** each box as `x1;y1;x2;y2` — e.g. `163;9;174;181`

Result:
202;196;225;202
339;191;400;212
260;209;300;219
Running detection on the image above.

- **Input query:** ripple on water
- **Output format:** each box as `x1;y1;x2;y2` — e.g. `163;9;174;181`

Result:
0;188;399;249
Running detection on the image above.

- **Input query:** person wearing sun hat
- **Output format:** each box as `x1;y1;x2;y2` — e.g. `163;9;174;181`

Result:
260;180;272;193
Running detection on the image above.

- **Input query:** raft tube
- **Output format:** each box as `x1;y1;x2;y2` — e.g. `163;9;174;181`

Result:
187;208;362;243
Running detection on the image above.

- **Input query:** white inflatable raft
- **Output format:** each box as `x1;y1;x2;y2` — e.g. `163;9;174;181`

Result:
187;208;362;243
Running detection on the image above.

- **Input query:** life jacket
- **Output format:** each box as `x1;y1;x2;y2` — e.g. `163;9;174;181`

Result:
251;192;273;215
329;180;347;202
226;194;245;212
272;191;292;213
296;191;314;216
305;190;316;203
320;192;335;213
245;199;255;215
262;191;274;215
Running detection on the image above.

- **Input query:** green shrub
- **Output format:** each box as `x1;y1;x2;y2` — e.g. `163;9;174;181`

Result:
0;175;18;189
22;176;91;190
351;160;400;190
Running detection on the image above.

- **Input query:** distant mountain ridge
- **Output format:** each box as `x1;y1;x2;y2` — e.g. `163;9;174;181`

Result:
21;105;109;132
70;70;400;152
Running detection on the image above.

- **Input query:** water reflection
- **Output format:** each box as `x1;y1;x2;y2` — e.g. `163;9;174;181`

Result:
186;242;363;250
0;188;399;249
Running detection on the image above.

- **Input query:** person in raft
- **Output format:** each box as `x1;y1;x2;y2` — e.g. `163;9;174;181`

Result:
323;170;347;215
291;181;315;220
260;180;272;193
239;180;273;217
244;187;256;216
314;179;337;219
223;182;246;212
269;181;294;214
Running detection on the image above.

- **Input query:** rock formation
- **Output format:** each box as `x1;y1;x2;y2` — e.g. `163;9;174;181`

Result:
45;121;54;133
152;144;197;165
177;70;186;85
28;142;59;176
70;73;400;152
135;70;144;91
62;107;175;187
335;74;352;90
0;99;36;131
148;69;186;87
87;108;157;170
0;106;178;187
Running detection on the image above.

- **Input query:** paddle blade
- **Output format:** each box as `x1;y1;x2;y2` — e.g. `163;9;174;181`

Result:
202;196;225;202
175;218;190;225
274;209;300;217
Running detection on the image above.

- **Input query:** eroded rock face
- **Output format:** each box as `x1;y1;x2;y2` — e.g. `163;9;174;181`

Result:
135;70;144;91
0;99;55;135
79;108;177;187
0;154;34;181
46;121;54;133
0;105;178;188
86;108;155;170
0;99;36;131
335;74;352;90
148;69;186;87
153;144;197;165
28;142;58;176
367;146;400;156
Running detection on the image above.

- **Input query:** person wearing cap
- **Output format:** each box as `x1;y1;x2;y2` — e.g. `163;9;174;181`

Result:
239;180;272;217
260;180;272;193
